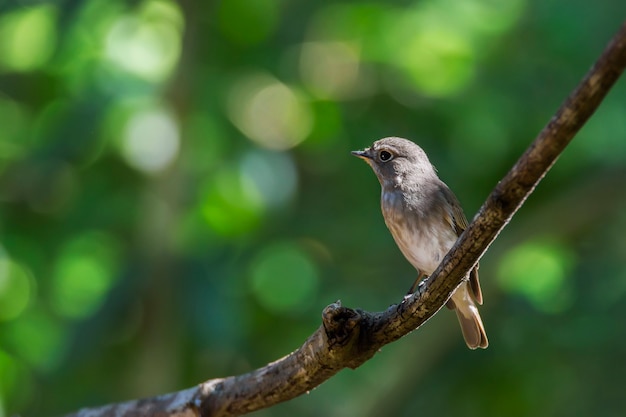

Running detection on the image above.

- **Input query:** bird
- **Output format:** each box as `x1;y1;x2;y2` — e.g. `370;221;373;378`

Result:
352;137;488;349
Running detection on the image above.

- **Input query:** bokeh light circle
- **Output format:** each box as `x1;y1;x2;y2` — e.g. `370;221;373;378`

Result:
249;242;319;314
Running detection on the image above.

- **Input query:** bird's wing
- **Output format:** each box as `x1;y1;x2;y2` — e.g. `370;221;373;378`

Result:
440;184;467;235
440;184;483;305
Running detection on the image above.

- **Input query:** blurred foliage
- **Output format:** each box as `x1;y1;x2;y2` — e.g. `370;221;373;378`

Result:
0;0;625;416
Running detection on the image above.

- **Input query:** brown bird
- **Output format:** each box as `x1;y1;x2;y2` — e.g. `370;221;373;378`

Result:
352;137;488;349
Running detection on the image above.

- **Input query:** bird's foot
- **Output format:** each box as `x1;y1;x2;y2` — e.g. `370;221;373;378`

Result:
405;273;426;295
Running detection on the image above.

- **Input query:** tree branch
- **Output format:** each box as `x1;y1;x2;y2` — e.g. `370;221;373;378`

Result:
65;20;626;417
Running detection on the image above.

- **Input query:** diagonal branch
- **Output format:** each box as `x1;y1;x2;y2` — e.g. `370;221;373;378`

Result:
65;20;626;417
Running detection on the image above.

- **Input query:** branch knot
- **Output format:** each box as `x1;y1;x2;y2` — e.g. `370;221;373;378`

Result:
321;301;362;347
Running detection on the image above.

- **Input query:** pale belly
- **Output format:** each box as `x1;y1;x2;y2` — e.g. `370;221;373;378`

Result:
383;205;458;275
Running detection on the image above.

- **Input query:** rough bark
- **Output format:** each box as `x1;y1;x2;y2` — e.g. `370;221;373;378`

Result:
65;20;626;417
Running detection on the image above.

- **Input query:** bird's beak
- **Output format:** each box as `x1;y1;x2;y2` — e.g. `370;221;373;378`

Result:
351;148;372;160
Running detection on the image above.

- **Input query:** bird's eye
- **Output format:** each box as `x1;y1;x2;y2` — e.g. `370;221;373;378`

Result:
379;150;393;162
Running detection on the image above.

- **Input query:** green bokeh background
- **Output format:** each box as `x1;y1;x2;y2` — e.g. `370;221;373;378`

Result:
0;1;625;416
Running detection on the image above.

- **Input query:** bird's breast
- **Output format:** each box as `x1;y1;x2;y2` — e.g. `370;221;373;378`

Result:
381;189;458;275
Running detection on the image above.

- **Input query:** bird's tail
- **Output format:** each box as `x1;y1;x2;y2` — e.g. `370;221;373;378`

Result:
448;281;488;349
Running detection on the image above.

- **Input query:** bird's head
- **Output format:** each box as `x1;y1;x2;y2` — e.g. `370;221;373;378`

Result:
351;137;436;188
